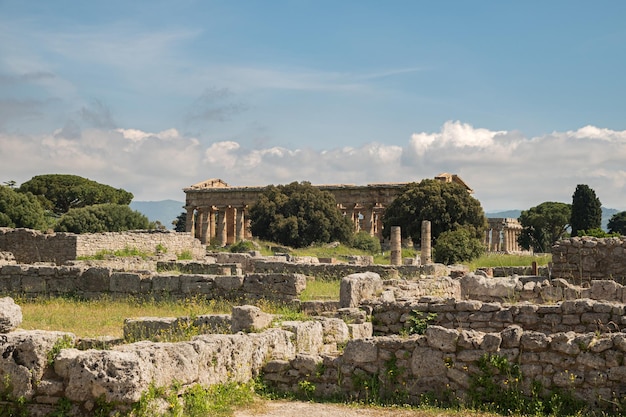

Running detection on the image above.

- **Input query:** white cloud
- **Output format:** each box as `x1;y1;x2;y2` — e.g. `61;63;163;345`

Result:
2;122;626;211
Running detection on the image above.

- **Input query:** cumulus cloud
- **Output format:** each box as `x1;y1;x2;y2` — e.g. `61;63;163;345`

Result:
1;121;626;211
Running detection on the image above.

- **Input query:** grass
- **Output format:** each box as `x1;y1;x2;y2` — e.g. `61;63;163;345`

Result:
18;296;235;338
465;253;551;271
299;279;340;301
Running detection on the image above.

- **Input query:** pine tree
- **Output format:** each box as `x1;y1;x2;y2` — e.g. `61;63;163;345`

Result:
570;184;602;237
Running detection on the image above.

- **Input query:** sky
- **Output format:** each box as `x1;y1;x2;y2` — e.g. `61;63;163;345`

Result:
1;0;625;212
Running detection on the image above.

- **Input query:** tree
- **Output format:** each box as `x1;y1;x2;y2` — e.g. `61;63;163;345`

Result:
518;201;571;253
54;204;152;233
608;211;626;235
19;174;133;215
249;181;354;248
382;179;486;244
0;185;48;229
173;211;187;232
434;228;484;264
570;184;602;237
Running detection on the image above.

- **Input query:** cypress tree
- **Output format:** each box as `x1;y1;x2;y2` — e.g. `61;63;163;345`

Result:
570;184;602;237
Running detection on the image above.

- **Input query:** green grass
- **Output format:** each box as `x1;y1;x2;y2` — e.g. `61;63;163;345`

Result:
465;253;551;271
299;279;340;301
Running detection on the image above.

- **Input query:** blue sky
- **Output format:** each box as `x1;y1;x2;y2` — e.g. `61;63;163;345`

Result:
1;0;625;211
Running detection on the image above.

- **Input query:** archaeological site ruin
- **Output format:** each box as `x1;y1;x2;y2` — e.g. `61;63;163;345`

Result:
1;179;626;414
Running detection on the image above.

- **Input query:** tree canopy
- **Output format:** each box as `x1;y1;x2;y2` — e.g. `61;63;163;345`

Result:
434;228;484;264
19;174;133;215
608;211;626;235
249;181;354;248
570;184;602;237
381;179;486;244
0;185;48;229
518;201;571;253
54;204;152;233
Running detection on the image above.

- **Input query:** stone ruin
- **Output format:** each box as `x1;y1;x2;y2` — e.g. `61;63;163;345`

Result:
1;232;626;414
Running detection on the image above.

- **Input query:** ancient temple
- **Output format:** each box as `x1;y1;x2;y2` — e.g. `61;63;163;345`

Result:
183;173;472;246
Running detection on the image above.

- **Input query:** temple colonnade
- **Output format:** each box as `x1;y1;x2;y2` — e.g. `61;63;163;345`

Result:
484;218;523;253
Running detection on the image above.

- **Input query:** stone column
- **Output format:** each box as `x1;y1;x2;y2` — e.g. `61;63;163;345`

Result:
362;206;374;236
420;220;432;265
236;207;245;242
374;208;384;240
198;209;209;244
502;229;509;253
185;207;195;235
345;206;357;232
390;226;402;266
226;207;236;245
209;208;217;241
218;207;228;247
492;228;501;251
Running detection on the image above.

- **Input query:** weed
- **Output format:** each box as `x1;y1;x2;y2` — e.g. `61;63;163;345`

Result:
406;311;437;335
177;250;193;260
298;380;316;400
46;334;75;367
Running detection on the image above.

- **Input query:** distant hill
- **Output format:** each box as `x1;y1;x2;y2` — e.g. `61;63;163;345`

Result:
130;200;184;229
486;207;621;231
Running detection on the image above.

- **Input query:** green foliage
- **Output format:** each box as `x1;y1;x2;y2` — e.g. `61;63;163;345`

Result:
382;179;486;245
577;228;620;238
466;253;551;271
19;174;133;215
229;240;256;253
570;184;602;237
177;250;193;260
0;185;48;229
518;201;571;253
47;334;75;366
131;381;255;417
406;311;437;335
249;181;354;248
173;211;187;232
433;228;484;264
54;203;151;233
608;211;626;235
350;231;381;254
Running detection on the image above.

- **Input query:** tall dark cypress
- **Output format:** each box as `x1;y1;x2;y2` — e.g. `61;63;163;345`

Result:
570;184;602;237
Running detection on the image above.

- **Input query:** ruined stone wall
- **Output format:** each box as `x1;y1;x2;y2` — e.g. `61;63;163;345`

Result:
367;296;626;335
263;326;626;408
0;228;205;264
552;236;626;284
0;265;306;302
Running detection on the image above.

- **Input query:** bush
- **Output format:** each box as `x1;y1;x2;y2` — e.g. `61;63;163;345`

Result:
229;240;256;253
55;204;152;233
350;231;381;254
433;228;484;264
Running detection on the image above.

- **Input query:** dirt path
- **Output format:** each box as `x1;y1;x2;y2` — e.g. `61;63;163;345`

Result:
234;400;487;417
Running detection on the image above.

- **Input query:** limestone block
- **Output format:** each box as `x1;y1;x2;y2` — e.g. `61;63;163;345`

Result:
124;317;187;341
21;275;46;293
180;274;214;294
348;322;373;339
500;325;523;348
214;275;244;292
425;326;458;352
231;305;274;333
550;332;580;355
0;297;22;332
280;320;323;354
411;346;445;378
342;338;377;363
520;331;550;351
460;273;522;300
317;317;349;344
193;314;231;334
422;263;448;277
339;272;383;308
1;330;76;400
110;272;142;293
151;274;181;293
80;267;112;292
590;280;620;302
243;273;307;299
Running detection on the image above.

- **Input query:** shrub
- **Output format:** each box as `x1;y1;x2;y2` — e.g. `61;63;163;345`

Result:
433;228;484;264
229;240;256;253
350;231;381;254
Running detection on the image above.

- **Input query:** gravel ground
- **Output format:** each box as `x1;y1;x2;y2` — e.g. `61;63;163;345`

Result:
234;400;488;417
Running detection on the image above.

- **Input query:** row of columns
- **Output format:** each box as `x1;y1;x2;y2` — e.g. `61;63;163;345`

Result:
341;204;385;240
485;221;522;252
185;206;251;245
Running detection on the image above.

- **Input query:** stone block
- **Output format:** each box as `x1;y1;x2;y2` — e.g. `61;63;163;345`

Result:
0;297;22;332
318;317;350;344
348;322;373;339
342;338;378;363
281;320;324;354
231;305;273;333
214;275;245;292
151;274;181;293
80;267;111;292
110;273;141;293
180;274;214;294
339;272;383;308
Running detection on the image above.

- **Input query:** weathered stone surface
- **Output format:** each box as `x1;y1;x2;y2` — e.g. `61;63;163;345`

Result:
280;320;323;354
340;272;383;308
426;326;458;352
0;296;22;332
1;331;76;400
460;273;522;300
231;305;274;333
317;317;350;344
342;338;378;363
